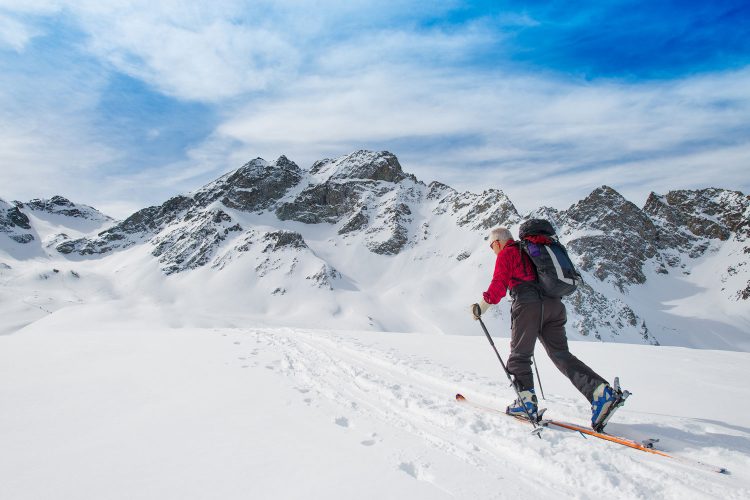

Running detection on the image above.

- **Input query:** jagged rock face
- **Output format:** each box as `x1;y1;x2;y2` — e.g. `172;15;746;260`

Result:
430;184;520;231
559;186;661;291
644;188;750;251
455;189;519;230
276;180;384;224
277;152;414;225
22;195;112;222
523;207;562;230
644;188;750;300
366;202;411;255
58;195;195;255
338;209;369;235
194;156;303;212
262;230;308;252
152;209;242;275
0;199;34;244
277;151;423;255
645;188;749;240
565;282;658;345
310;150;415;183
426;181;452;201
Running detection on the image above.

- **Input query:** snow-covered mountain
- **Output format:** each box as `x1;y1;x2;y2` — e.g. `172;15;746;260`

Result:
1;150;748;349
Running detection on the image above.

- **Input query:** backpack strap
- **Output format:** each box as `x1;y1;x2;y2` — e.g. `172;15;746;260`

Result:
509;239;543;302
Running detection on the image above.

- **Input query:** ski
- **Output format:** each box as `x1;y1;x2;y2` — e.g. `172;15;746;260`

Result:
455;393;728;475
456;393;543;426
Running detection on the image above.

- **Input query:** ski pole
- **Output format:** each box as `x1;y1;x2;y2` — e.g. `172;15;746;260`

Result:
532;354;545;400
473;305;542;436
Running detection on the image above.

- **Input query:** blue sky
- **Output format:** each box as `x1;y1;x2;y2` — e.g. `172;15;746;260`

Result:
1;1;748;217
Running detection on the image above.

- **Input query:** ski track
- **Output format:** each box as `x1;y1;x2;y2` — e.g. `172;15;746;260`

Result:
221;327;749;500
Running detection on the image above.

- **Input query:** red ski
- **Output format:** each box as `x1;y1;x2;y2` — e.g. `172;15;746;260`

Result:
455;393;728;474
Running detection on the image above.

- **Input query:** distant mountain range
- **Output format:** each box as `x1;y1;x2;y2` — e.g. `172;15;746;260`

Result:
1;151;748;349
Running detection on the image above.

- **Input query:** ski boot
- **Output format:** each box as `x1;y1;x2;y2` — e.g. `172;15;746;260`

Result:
591;377;631;432
506;388;538;422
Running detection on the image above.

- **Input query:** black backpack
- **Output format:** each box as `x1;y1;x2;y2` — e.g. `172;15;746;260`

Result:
518;219;582;297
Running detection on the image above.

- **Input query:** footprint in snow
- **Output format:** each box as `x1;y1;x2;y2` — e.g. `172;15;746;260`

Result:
398;461;432;481
334;416;350;428
360;432;380;447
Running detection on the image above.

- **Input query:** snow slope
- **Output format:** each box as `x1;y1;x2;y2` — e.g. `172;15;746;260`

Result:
2;310;749;499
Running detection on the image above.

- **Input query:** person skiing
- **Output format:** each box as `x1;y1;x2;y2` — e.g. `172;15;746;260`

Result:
471;226;623;430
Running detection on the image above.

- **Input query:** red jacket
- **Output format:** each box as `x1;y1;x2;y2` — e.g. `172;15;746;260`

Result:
482;238;548;304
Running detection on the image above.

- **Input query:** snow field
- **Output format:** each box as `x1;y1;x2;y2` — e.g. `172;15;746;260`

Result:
2;318;750;499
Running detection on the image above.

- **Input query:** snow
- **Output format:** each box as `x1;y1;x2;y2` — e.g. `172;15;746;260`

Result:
2;179;749;497
1;312;749;499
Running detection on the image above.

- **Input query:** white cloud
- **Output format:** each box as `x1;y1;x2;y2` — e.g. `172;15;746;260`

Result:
210;65;750;211
0;25;126;213
0;1;747;218
0;12;39;50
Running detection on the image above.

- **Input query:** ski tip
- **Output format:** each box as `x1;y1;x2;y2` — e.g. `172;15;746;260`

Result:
455;393;465;401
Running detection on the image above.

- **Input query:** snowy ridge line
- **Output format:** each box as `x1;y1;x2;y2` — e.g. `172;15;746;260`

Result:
456;392;729;474
2;151;748;348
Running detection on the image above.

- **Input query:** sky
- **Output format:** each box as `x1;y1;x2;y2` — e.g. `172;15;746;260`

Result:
0;0;749;218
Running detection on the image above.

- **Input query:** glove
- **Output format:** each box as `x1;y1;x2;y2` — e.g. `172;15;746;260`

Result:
470;299;491;320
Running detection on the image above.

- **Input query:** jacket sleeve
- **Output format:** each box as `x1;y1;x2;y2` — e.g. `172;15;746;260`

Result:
482;252;510;304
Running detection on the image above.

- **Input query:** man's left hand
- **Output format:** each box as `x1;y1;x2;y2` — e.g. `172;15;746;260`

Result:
470;299;491;320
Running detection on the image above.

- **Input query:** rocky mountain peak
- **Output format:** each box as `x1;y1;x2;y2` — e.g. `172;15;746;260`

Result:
310;150;415;183
563;185;652;232
644;188;750;241
559;185;660;291
21;195;112;222
194;155;303;212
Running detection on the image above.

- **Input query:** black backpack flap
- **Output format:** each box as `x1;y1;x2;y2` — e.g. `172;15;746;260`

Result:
540;242;581;297
520;239;581;298
519;219;556;239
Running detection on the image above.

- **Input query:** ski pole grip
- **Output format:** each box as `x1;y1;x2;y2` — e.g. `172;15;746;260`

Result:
472;303;482;318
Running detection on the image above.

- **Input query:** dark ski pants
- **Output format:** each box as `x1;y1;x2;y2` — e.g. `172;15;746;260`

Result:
508;297;607;402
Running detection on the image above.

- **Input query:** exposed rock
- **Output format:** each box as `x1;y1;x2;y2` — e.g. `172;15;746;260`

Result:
432;187;520;230
566;282;658;345
645;188;750;300
456;251;471;261
262;231;308;253
152;209;242;275
559;185;661;291
306;265;342;290
310;150;415;183
0;199;34;244
23;195;112;222
194;156;303;212
338;209;369;235
276;180;376;224
10;234;35;244
58;195;194;255
366;202;412;255
426;181;454;201
6;206;31;229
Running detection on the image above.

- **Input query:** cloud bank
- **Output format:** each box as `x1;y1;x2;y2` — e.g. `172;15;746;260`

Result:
0;1;748;217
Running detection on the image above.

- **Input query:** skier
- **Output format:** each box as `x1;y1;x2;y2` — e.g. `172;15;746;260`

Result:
471;226;621;430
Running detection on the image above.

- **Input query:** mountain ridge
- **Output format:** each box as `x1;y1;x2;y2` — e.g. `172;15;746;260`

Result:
1;150;748;348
